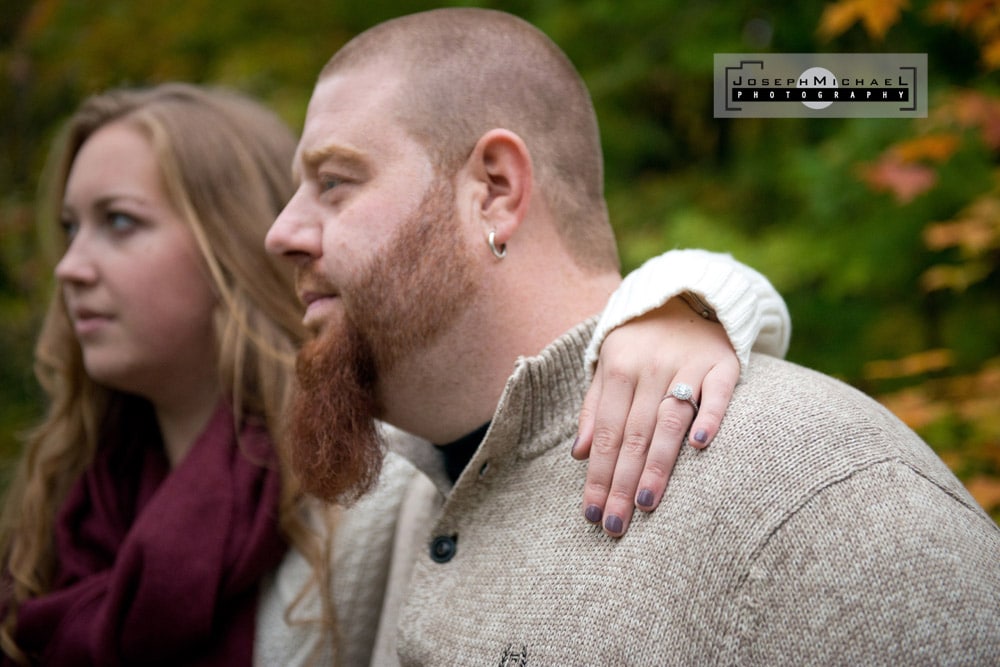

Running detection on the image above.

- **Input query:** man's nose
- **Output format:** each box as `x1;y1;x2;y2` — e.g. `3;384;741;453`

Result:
266;185;322;263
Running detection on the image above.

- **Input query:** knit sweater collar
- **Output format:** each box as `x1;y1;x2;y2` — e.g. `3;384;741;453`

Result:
404;317;596;494
488;317;595;458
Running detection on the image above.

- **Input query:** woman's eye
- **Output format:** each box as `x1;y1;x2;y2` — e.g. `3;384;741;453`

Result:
59;218;79;241
106;211;137;232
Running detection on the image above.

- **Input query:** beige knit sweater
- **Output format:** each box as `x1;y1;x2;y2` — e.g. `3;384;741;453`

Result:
387;320;1000;666
255;247;794;666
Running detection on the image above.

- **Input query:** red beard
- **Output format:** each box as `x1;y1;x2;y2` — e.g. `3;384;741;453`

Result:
287;317;383;505
285;178;479;503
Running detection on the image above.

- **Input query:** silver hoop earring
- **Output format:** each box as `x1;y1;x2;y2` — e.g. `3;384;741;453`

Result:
488;230;507;259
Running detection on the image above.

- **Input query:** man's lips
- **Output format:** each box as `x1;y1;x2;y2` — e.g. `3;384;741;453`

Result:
296;267;342;327
299;290;341;328
299;290;338;308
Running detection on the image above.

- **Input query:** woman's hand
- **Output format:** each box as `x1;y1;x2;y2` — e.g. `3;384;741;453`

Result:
574;296;740;537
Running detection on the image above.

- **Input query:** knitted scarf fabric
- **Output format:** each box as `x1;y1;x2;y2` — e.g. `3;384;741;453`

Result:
11;402;286;665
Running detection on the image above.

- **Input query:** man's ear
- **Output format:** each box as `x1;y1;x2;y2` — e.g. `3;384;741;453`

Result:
464;129;533;249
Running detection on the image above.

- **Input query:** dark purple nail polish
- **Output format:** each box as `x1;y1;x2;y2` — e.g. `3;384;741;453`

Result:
636;489;655;508
693;429;708;444
585;504;602;523
571;436;580;454
604;515;623;534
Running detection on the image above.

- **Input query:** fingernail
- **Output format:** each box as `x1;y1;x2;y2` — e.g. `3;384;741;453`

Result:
571;436;580;454
636;489;655;508
584;504;602;523
604;515;623;534
693;429;708;444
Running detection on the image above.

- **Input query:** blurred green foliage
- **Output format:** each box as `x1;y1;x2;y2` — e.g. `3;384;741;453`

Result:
1;0;998;516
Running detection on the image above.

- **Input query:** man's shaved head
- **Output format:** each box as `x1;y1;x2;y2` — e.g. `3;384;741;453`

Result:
320;8;619;271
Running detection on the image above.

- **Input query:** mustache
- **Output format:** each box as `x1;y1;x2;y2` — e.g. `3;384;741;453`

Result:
295;265;340;297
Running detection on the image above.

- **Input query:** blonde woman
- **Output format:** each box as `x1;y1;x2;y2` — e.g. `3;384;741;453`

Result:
0;84;319;665
0;83;788;664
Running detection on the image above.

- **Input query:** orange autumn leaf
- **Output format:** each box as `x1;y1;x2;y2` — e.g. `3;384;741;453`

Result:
818;0;910;41
857;133;963;204
956;0;1000;35
865;348;954;380
946;90;995;125
859;154;937;203
927;0;1000;69
921;261;992;291
924;218;999;254
923;193;1000;254
979;11;1000;39
967;361;1000;394
928;0;1000;28
877;387;950;430
923;221;967;251
947;91;1000;148
956;395;1000;425
948;362;1000;416
984;441;1000;467
818;0;867;38
926;0;963;22
965;475;1000;511
930;91;1000;150
19;0;61;40
984;35;1000;68
892;134;962;163
938;451;964;470
875;358;1000;518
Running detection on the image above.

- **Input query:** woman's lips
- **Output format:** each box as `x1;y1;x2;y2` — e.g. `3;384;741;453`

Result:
72;310;113;336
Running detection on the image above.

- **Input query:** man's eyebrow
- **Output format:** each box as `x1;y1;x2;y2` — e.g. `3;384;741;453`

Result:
300;144;368;173
292;144;368;184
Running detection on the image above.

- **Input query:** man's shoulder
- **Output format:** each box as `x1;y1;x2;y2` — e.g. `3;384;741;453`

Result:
725;353;941;468
739;352;873;407
686;353;984;526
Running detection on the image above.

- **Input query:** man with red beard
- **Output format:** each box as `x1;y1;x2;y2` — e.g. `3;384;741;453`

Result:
266;8;1000;666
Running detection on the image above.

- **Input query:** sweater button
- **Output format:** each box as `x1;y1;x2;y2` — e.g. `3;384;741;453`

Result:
430;535;457;563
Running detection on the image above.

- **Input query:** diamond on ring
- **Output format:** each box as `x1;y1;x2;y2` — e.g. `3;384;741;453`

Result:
666;383;698;412
671;383;694;401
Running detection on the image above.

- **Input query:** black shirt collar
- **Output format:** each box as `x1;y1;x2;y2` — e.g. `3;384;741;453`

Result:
437;422;490;484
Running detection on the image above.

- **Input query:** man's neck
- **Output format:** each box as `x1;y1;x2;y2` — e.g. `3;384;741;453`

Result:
377;267;621;443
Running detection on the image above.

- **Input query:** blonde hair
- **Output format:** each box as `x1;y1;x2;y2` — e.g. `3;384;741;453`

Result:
322;8;620;272
0;83;336;661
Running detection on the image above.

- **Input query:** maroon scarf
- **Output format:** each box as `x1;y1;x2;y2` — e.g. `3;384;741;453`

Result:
11;401;286;665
